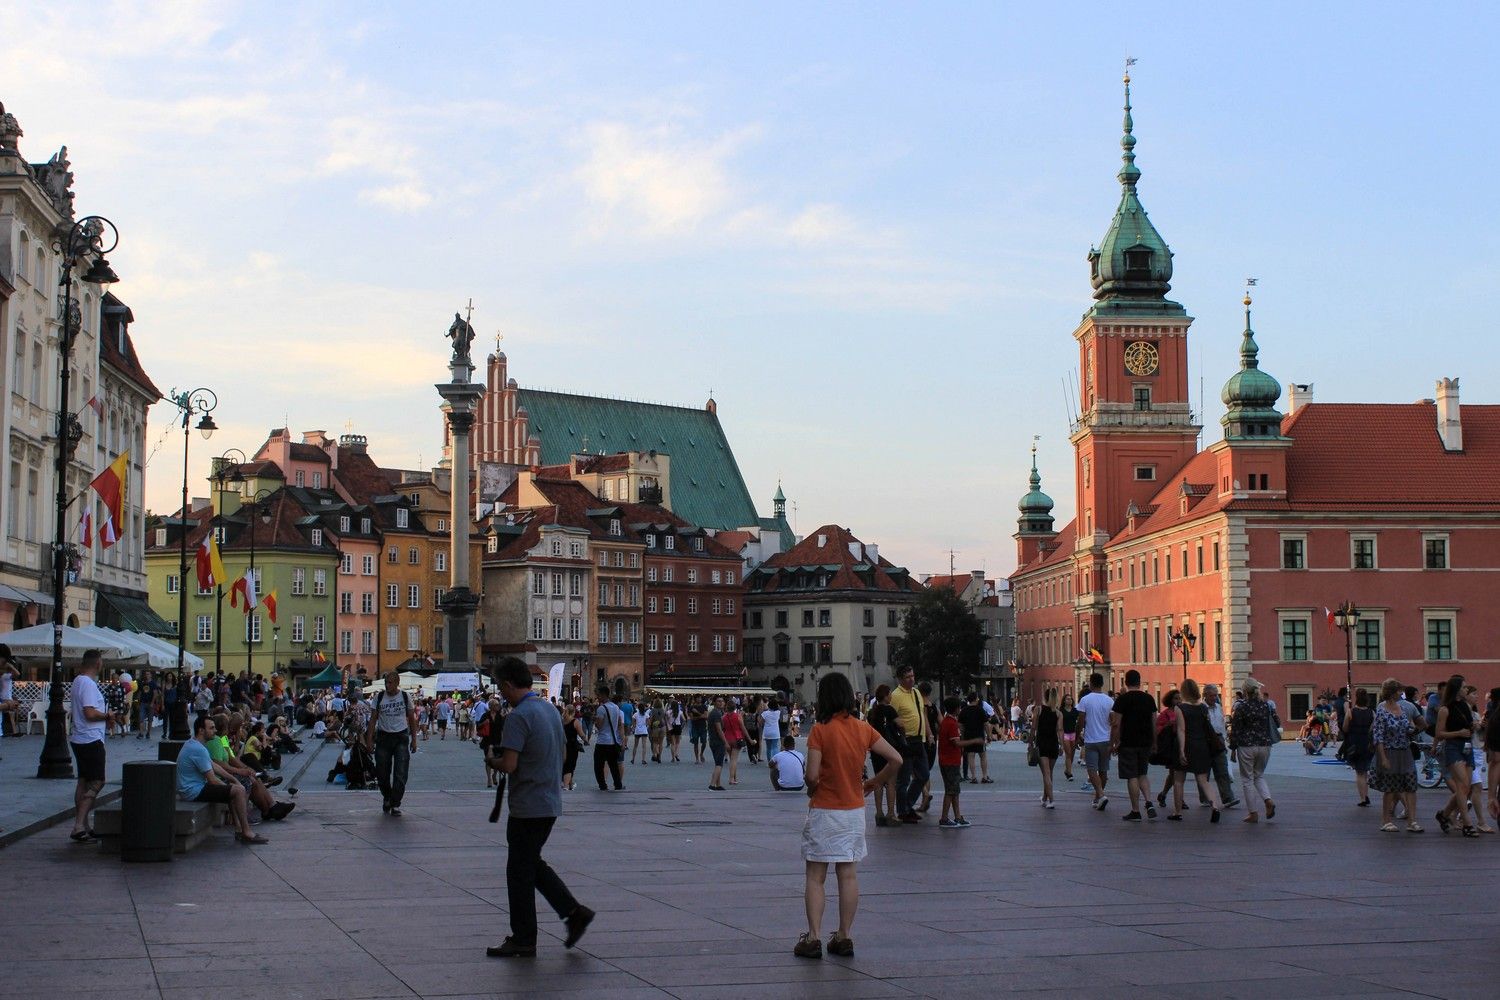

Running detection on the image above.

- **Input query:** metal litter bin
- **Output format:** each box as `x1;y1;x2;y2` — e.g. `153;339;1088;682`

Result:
121;760;176;862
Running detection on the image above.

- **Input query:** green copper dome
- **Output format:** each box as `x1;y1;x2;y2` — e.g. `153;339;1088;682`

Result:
1220;295;1285;439
1087;72;1183;317
1017;447;1055;534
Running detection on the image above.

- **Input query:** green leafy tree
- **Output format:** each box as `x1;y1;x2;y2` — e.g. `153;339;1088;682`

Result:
892;587;985;691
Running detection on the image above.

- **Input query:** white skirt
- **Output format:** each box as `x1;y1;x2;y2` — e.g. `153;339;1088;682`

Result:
801;807;867;863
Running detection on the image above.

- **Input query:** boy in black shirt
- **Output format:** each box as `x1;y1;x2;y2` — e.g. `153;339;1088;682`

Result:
1110;670;1158;821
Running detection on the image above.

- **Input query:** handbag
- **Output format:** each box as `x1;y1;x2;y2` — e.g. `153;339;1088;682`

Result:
1207;729;1226;756
1026;742;1040;767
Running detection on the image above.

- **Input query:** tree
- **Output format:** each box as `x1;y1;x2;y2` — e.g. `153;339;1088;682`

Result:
892;587;985;692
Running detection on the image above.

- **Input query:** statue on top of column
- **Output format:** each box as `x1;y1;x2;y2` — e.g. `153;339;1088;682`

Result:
446;312;476;367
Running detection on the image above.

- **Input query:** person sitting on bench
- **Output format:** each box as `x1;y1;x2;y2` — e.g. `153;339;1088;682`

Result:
209;713;294;821
177;715;267;845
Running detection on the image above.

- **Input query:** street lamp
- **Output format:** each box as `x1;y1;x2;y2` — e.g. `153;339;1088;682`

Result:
167;387;217;738
211;448;246;675
244;488;274;675
1013;660;1027;706
38;216;119;779
1332;602;1360;700
1169;624;1197;684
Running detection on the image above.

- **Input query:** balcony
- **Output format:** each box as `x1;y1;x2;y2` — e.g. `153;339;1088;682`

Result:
637;483;663;505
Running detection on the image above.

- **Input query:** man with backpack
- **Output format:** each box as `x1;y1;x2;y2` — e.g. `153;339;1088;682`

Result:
367;672;419;816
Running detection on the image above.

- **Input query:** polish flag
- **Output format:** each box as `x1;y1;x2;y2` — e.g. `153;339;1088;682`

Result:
79;508;93;548
86;394;103;418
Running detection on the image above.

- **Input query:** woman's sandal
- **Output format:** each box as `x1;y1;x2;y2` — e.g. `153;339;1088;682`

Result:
1461;825;1480;838
236;832;270;845
1406;822;1425;833
1435;811;1452;834
1379;822;1398;833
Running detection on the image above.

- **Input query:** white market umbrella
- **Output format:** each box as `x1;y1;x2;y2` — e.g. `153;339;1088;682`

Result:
127;631;206;673
0;622;139;664
77;625;174;669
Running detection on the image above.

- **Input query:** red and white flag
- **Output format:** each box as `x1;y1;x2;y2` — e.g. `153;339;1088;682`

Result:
1324;606;1336;634
86;394;103;418
79;508;93;548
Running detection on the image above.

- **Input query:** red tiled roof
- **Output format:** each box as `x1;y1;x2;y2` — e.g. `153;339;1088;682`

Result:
1283;402;1500;507
576;454;630;473
289;442;331;464
755;524;919;594
1109;449;1228;543
926;574;971;594
714;530;755;552
99;295;161;400
336;450;401;504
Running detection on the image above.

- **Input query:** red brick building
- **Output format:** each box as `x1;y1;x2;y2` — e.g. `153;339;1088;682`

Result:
1011;76;1500;726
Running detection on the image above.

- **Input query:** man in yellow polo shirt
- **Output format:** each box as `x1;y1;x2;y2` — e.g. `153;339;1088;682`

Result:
889;667;932;823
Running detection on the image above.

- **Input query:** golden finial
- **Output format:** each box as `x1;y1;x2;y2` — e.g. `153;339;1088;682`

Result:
1244;276;1258;307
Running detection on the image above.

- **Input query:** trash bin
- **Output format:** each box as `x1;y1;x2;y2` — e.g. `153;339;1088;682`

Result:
157;740;186;762
121;760;176;862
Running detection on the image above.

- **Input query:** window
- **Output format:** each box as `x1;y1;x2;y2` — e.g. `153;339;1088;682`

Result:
387;584;399;608
1355;618;1383;661
362;554;374;575
1279;616;1309;661
648;633;659;652
693;537;704;551
532;572;545;595
570;541;582;558
361;631;374;654
551;573;563;597
569;618;581;641
598;582;609;606
609;519;621;536
434;551;446;572
711;598;722;615
712;634;723;653
295;471;305;487
311;528;323;548
1196;545;1204;575
166;574;180;594
663;567;673;583
647;567;657;583
312;472;322;489
1214;619;1223;660
663;597;675;614
686;598;698;615
388;546;398;564
801;641;814;663
725;571;735;585
1281;535;1306;570
614;622;624;644
340;592;353;614
1181;548;1188;577
818;641;832;663
396;508;409;529
551;539;562;556
629;584;639;606
409;546;419;565
571;572;583;597
436;519;446;532
663;634;674;652
1424;534;1449;570
802;610;814;628
1424;614;1455;661
340;553;353;574
664;536;675;551
531;618;544;640
292;615;305;643
1351;536;1376;570
313;615;326;643
551;618;563;640
408;625;420;650
687;569;698;584
433;626;444;652
688;633;699;653
1213;541;1221;571
646;533;657;548
863;608;874;627
887;609;898;628
818;609;831;627
434;588;444;607
612;551;623;568
196;615;213;643
726;598;735;615
340;516;350;533
647;596;657;613
1133;465;1156;481
711;570;722;584
614;584;623;605
339;630;352;654
775;610;788;628
408;584;420;608
361;592;373;614
361;518;371;534
629;553;640;568
1288;688;1313;723
775;641;789;664
1133;386;1151;411
313;569;327;596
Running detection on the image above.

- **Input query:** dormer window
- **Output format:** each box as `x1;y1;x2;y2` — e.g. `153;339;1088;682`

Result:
396;508;409;529
693;537;704;551
340;516;350;533
361;518;370;534
487;536;498;553
1123;246;1153;274
646;533;657;548
665;535;675;550
311;528;323;547
608;518;622;536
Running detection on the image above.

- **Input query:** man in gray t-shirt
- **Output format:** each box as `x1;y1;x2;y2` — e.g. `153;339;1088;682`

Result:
489;659;593;958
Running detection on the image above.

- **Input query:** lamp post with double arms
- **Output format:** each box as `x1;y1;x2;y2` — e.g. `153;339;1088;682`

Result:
1169;624;1197;684
1332;602;1360;700
37;216;120;779
211;448;246;676
166;388;217;738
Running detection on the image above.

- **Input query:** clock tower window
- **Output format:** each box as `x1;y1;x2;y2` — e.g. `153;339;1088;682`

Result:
1133;386;1151;411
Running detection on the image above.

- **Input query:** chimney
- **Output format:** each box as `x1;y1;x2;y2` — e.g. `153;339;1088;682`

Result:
1436;377;1462;451
1287;383;1314;415
848;540;864;561
866;543;879;563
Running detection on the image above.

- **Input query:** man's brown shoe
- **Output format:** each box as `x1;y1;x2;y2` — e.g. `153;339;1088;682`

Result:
828;933;854;956
793;933;822;959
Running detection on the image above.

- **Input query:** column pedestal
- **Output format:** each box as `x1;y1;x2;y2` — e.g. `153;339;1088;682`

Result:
436;356;485;677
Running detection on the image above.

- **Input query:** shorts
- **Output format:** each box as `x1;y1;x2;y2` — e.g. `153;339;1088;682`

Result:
690;727;707;745
194;783;234;804
438;719;448;730
671;726;683;736
801;807;867;863
1117;747;1150;780
1442;742;1474;769
940;763;962;796
71;739;106;782
1063;733;1076;744
1084;741;1111;775
710;741;726;766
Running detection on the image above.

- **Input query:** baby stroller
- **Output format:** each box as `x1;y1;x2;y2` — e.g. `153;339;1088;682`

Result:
325;717;376;789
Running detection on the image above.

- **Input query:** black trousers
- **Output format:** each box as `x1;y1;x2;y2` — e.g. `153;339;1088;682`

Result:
507;815;578;945
593;743;623;790
373;731;410;807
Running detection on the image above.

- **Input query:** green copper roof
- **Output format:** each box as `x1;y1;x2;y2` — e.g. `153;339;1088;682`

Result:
1220;296;1285;438
1017;447;1056;534
517;388;761;532
1087;73;1184;318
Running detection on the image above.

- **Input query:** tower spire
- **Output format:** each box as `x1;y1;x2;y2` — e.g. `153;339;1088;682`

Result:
1120;58;1139;189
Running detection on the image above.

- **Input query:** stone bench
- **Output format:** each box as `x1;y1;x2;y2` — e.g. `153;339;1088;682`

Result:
94;800;226;855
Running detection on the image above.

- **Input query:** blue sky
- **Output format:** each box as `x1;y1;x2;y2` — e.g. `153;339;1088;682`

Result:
5;2;1497;577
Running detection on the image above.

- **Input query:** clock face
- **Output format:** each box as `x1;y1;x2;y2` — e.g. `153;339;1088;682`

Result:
1123;341;1160;377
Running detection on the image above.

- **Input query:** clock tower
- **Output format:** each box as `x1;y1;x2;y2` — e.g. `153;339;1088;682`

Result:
1069;70;1201;653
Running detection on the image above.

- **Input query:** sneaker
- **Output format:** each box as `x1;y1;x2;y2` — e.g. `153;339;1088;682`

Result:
1122;811;1142;822
382;798;391;814
827;933;854;957
956;817;972;827
1145;804;1158;819
390;806;402;817
1094;796;1108;811
1043;801;1055;810
563;905;595;948
793;933;823;959
486;937;536;958
938;819;959;828
1224;799;1240;809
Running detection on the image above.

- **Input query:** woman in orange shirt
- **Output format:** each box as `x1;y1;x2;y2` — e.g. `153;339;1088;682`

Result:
795;673;902;960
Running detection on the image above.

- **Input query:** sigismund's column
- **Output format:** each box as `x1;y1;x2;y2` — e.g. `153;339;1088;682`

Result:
435;312;485;676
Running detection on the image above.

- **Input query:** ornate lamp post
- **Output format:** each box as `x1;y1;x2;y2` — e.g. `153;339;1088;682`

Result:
1169;623;1197;684
211;449;246;675
1013;661;1027;706
37;216;119;779
166;388;217;738
1332;602;1360;699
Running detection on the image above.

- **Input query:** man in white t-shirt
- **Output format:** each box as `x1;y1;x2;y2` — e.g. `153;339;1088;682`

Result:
769;735;805;791
760;700;783;765
68;649;113;842
1075;672;1116;811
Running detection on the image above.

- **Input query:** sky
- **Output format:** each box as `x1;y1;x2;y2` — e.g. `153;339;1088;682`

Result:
5;2;1499;579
